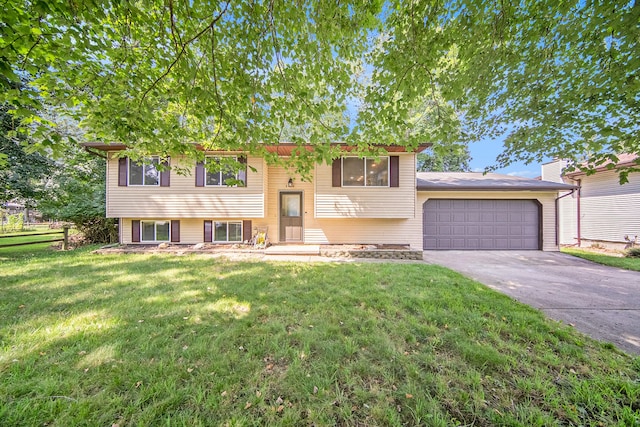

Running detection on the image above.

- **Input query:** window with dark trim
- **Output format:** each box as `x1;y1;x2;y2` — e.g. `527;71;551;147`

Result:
119;156;170;187
141;220;170;242
342;157;389;187
206;156;246;187
333;156;399;188
204;220;252;242
129;157;160;186
214;221;243;242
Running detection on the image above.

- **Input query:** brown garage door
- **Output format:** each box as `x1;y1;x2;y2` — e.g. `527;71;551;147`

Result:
423;199;541;250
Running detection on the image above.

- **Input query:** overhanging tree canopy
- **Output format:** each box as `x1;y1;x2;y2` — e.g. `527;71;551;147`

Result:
1;1;638;178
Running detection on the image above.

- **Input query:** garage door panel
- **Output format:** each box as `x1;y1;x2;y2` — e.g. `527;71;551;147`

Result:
466;212;481;222
423;199;540;250
452;212;465;222
466;225;480;235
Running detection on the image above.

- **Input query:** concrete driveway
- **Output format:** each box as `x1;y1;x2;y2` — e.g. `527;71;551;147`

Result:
423;250;640;355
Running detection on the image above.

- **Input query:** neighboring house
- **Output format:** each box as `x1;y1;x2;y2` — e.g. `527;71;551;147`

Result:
86;143;574;251
542;154;640;249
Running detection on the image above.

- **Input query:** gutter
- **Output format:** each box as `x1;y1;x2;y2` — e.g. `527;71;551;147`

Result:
83;146;108;159
576;179;582;247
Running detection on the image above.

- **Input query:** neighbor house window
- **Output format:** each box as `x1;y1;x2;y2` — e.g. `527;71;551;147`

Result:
214;221;243;242
206;156;245;186
129;157;160;186
342;157;389;187
141;220;170;242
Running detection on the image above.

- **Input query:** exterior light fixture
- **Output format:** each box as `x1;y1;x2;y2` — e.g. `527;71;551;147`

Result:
287;178;294;188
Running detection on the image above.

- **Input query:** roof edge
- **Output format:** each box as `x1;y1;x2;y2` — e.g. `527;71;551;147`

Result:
81;142;431;154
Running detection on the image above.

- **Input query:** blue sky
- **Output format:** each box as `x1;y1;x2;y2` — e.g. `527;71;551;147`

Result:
468;138;546;178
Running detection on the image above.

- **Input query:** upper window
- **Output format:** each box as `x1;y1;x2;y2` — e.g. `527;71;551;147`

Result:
342;157;389;187
129;157;160;186
206;156;245;186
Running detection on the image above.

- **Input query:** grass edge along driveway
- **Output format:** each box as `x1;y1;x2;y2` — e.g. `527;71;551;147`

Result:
1;249;639;426
562;247;640;272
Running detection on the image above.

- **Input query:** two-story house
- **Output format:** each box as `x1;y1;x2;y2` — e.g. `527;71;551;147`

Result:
86;143;575;251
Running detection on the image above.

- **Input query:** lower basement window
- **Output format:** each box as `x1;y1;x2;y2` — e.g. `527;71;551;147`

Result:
214;221;242;242
141;220;170;242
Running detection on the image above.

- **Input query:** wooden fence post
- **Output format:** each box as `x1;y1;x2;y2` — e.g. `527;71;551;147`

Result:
62;226;69;250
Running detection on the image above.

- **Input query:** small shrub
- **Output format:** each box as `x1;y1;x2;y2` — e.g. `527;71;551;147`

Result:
625;248;640;258
6;213;24;232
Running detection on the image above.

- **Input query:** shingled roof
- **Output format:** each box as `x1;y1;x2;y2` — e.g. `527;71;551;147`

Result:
417;172;577;191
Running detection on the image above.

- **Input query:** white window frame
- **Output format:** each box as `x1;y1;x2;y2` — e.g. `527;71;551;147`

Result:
341;156;390;187
213;221;243;243
128;156;160;186
140;220;170;242
205;156;241;187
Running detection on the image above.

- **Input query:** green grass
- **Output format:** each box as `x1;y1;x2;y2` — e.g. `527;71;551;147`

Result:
0;229;67;258
562;247;640;272
1;249;639;426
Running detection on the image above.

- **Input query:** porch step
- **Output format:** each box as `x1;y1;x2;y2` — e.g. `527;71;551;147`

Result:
264;245;320;255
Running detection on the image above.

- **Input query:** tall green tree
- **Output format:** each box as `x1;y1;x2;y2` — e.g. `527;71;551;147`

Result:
1;1;638;178
37;146;117;243
0;105;53;207
362;0;640;180
417;146;471;172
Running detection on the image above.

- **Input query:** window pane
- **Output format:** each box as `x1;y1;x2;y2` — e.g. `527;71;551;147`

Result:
129;161;144;185
366;157;388;186
214;222;228;241
142;221;155;241
222;170;236;185
156;221;170;241
206;158;221;186
228;222;242;242
206;171;221;186
342;158;365;186
144;159;160;186
282;194;300;217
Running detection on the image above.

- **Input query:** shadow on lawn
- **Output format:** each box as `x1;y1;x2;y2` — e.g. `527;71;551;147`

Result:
1;250;639;426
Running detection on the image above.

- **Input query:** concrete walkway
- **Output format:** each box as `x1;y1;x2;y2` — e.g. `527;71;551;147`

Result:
423;250;640;355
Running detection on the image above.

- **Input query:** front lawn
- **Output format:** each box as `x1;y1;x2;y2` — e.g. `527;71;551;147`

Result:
562;247;640;272
1;249;638;426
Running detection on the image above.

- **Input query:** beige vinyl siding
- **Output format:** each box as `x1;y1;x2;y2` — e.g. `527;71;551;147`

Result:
121;218;205;244
315;154;416;218
259;162;423;248
417;191;560;251
304;218;423;248
107;153;265;218
576;170;640;243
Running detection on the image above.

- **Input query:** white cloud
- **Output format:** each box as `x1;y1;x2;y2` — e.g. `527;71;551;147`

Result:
506;170;539;178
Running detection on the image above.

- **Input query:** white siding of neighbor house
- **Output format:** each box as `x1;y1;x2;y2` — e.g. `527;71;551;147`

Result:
575;170;640;244
543;159;640;246
315;153;416;219
106;153;265;218
541;159;568;183
417;191;560;251
557;195;578;245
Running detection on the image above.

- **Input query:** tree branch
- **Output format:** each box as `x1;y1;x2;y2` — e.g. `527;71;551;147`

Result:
140;1;230;104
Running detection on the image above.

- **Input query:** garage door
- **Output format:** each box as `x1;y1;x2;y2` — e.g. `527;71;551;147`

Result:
423;199;540;250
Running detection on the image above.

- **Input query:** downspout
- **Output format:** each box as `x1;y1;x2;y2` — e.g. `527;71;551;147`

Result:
555;189;577;247
575;179;582;247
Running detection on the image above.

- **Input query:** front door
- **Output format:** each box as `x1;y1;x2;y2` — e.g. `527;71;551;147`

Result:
280;192;303;242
